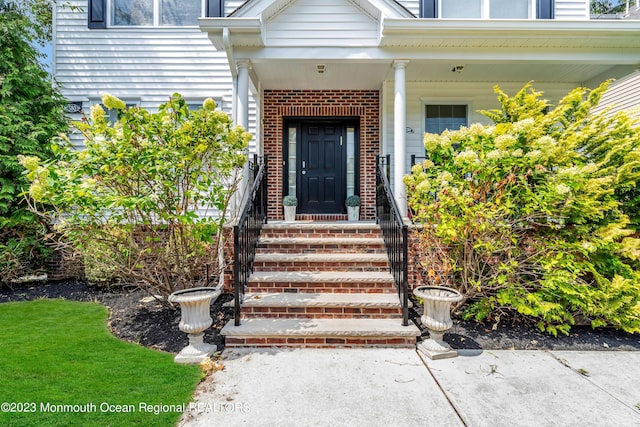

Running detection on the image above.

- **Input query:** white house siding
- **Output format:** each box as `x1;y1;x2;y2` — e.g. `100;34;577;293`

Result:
554;0;589;20
397;0;420;16
224;1;246;15
55;1;256;150
265;0;379;46
592;70;640;118
381;80;577;187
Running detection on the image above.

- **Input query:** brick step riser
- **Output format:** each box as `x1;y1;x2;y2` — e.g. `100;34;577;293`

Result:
256;245;386;254
246;284;398;293
252;263;390;272
260;230;382;239
241;306;402;319
225;336;416;348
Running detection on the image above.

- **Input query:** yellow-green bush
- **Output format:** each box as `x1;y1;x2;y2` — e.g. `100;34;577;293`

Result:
405;82;640;335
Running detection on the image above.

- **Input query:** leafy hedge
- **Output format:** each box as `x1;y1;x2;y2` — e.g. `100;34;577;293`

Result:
405;82;640;335
0;4;68;282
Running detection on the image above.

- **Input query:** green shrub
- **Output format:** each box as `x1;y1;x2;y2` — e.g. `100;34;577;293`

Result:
405;82;640;336
283;195;298;206
345;195;360;207
21;93;250;298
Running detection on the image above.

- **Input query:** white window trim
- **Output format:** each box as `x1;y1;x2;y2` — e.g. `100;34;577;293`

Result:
420;97;473;136
437;0;535;20
107;0;206;28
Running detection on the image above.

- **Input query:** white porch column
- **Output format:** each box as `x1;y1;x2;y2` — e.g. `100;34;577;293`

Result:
234;60;251;218
393;60;409;218
236;60;250;129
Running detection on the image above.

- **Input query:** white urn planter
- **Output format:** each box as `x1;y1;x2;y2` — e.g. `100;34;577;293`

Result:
413;285;463;360
168;287;221;364
284;205;296;222
347;206;359;221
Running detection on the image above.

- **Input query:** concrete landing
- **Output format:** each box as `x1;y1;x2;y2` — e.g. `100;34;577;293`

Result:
423;350;640;427
221;318;421;338
180;348;462;427
180;349;640;427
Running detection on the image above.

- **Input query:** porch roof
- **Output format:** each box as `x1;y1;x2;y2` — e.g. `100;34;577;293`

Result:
199;5;640;90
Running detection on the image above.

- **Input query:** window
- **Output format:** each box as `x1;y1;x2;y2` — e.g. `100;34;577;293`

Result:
112;0;203;26
186;99;223;111
346;127;356;197
94;101;138;124
439;0;532;19
287;126;297;197
425;104;468;134
88;0;224;29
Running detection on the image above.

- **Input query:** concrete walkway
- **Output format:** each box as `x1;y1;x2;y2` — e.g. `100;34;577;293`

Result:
179;348;640;427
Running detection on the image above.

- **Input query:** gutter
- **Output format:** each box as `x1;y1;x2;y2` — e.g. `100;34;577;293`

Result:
382;17;640;35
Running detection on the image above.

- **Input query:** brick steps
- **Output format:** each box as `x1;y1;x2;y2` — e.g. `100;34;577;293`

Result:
252;252;390;272
246;271;397;293
260;221;381;239
221;222;420;348
239;292;403;319
257;237;385;254
222;318;418;348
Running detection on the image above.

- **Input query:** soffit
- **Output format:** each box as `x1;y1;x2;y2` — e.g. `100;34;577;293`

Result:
248;59;622;90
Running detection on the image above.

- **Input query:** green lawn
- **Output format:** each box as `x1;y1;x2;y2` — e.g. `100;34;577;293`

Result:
0;299;203;426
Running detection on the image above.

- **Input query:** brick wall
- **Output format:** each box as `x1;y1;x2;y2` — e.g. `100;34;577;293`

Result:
263;90;380;220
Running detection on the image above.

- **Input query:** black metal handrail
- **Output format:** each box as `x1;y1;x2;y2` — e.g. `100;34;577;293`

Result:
233;155;268;326
375;154;409;326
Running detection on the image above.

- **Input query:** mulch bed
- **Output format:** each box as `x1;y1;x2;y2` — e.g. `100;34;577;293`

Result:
1;280;638;353
410;297;640;351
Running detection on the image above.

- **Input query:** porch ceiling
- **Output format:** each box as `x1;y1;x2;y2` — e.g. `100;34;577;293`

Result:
249;59;624;90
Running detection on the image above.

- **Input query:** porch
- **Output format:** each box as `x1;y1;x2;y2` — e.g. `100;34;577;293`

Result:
222;155;421;348
201;0;640;348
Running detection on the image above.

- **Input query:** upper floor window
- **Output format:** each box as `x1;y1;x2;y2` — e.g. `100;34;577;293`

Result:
88;0;224;29
112;0;203;26
439;0;533;19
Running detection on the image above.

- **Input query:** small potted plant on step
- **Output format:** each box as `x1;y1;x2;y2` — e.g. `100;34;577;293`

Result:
283;195;298;221
346;195;360;221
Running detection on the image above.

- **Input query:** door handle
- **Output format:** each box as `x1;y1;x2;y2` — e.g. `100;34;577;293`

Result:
302;161;306;169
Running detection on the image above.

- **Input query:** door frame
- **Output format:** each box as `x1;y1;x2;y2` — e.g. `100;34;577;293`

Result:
283;117;361;214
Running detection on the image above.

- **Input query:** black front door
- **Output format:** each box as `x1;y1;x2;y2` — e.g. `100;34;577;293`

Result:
298;122;345;214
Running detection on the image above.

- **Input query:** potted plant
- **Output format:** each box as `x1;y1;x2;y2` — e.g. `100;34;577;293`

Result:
346;195;360;221
283;195;298;221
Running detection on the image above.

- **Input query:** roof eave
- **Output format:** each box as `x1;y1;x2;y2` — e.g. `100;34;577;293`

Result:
382;18;640;37
381;18;640;49
199;17;263;50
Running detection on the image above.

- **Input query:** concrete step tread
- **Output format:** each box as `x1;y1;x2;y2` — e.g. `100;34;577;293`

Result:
263;221;378;231
241;292;401;308
254;253;389;262
259;237;384;245
221;318;420;338
249;271;394;283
